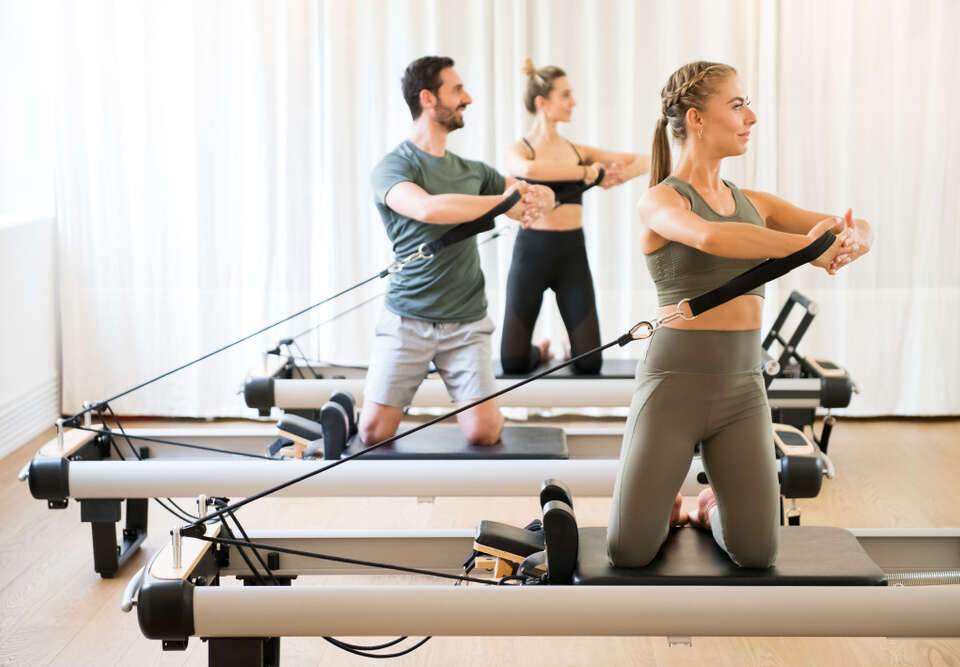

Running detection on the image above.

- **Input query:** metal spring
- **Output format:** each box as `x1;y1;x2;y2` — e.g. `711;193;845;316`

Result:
886;568;960;586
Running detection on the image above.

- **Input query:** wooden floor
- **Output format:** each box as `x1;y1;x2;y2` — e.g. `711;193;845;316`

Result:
2;417;959;666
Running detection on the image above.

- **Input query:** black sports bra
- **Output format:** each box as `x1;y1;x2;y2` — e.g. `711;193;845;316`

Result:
517;138;591;206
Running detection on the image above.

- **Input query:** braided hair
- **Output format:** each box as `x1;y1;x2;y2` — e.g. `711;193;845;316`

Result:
522;58;566;114
650;62;738;187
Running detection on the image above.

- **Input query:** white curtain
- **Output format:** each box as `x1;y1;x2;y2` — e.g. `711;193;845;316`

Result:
44;0;959;416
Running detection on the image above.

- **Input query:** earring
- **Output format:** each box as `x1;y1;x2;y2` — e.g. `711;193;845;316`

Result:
698;127;703;140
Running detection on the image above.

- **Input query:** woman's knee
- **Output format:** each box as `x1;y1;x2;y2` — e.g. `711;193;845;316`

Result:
727;528;779;568
605;524;664;568
500;352;534;375
572;353;602;375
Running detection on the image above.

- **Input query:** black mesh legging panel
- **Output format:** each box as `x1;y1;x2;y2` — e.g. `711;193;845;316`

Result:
500;227;602;375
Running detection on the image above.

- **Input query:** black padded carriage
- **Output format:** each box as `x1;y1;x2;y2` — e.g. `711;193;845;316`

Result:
340;426;568;460
574;526;887;586
278;413;568;460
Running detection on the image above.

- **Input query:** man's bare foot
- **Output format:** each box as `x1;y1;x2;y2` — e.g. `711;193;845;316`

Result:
669;492;689;527
688;487;717;529
536;339;553;364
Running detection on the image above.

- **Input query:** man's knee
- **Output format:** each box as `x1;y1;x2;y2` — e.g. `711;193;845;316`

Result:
358;405;400;445
461;421;502;447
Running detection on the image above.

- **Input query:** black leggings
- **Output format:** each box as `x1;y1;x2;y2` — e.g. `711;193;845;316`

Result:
500;227;602;374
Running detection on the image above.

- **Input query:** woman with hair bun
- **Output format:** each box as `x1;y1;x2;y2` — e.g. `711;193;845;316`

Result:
607;61;872;569
500;59;650;375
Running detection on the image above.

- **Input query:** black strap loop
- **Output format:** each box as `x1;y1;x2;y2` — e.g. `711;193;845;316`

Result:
687;231;836;316
548;167;605;207
423;189;522;255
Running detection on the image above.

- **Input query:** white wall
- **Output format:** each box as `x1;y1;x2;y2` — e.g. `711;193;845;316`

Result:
0;217;60;458
0;0;60;456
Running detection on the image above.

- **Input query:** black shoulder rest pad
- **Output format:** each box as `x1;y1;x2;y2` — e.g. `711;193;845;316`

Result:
543;500;579;585
474;520;545;559
574;526;887;586
277;413;323;441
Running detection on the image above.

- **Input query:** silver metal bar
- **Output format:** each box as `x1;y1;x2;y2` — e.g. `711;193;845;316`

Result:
121;565;147;612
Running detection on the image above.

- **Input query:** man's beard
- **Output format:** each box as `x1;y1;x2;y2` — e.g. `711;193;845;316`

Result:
434;102;465;131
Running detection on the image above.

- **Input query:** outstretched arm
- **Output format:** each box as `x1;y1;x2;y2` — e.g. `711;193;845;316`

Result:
743;189;874;271
385;180;554;228
638;185;851;273
576;144;650;189
504;141;598;182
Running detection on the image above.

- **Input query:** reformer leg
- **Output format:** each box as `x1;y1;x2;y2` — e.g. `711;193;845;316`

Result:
208;637;278;667
81;498;149;578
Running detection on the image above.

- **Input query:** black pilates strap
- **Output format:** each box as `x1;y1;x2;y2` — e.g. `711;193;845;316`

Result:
552;168;605;207
422;189;522;255
686;231;836;317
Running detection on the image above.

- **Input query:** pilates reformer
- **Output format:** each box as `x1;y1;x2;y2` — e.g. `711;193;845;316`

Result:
22;385;825;578
26;205;934;665
21;224;846;582
117;230;959;663
244;289;854;418
122;480;960;666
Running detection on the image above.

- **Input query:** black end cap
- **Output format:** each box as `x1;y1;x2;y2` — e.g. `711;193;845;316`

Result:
244;378;276;411
138;579;195;640
28;457;70;500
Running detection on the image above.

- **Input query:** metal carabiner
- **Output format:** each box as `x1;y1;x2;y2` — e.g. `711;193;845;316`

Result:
388;243;435;275
628;299;696;340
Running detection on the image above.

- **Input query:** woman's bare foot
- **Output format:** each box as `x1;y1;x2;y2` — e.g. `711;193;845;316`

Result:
669;492;689;527
536;339;553;364
688;487;717;529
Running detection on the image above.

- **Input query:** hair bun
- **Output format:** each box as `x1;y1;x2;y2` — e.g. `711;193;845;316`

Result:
522;58;537;78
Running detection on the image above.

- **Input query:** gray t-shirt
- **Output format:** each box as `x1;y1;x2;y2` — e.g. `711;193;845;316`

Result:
371;140;506;322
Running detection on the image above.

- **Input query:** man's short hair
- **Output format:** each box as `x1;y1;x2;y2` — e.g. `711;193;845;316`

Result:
402;56;455;120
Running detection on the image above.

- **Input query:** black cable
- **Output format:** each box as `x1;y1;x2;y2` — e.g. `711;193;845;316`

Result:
288;291;385;343
324;637;409;651
218;521;266;586
290;341;320;379
97;408;208;524
322;636;431;659
71;424;276;461
185;337;628;530
191;534;498;586
64;270;386;426
225;509;280;586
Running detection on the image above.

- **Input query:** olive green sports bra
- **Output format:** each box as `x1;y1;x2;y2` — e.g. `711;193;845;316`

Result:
644;176;766;307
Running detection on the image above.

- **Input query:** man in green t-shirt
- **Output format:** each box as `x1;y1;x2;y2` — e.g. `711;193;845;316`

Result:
359;55;554;447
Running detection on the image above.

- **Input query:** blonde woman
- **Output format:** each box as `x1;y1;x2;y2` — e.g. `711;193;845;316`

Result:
607;61;872;568
500;60;649;375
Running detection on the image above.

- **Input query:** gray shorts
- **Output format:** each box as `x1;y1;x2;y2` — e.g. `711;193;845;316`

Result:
364;308;497;407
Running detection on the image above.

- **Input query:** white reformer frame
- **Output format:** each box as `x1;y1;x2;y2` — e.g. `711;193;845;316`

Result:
248;364;830;410
126;525;960;640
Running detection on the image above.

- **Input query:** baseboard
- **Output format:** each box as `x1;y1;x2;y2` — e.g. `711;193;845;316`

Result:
0;375;60;459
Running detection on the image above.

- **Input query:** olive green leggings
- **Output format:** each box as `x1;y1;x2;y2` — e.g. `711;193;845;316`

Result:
607;328;780;568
